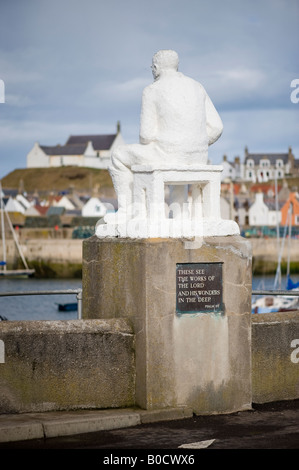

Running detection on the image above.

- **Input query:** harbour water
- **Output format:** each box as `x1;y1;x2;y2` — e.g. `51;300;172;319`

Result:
0;274;298;321
0;278;81;321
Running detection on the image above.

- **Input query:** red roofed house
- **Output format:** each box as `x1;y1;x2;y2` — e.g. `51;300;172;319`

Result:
26;122;125;170
281;192;299;227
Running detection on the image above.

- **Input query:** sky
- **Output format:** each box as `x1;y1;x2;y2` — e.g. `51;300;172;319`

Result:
0;0;298;179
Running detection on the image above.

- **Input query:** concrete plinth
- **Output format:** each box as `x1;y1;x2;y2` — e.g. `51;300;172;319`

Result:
83;235;252;414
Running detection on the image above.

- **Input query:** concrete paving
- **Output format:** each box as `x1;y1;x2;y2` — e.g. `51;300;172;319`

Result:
0;400;299;450
0;406;193;444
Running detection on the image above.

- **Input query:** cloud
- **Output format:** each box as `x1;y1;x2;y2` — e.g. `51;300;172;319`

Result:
0;0;298;179
89;77;149;105
208;107;299;164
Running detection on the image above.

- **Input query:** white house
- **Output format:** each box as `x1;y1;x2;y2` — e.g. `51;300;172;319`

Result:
52;195;76;211
81;197;107;218
5;197;28;214
24;206;42;217
27;122;125;170
249;192;281;226
221;155;243;181
16;194;32;210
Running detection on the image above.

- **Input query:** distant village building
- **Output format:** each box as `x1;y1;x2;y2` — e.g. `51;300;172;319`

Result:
4;196;27;214
249;192;281;227
50;195;76;211
221;155;243;181
26;122;125;170
244;146;296;182
81;197;107;218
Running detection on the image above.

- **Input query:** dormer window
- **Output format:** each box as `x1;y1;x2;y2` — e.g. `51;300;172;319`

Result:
276;159;283;168
247;159;254;168
260;159;270;168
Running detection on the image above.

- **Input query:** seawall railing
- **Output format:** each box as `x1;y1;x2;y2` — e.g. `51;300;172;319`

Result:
0;288;82;319
0;288;298;322
252;290;299;297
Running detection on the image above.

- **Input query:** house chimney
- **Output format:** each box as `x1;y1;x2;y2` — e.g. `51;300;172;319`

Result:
288;146;294;159
117;121;121;133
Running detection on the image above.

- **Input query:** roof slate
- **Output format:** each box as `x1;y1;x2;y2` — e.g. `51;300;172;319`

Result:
39;133;117;157
66;134;116;150
245;153;289;165
41;144;87;156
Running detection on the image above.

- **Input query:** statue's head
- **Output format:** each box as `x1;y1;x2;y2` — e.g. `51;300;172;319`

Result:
151;50;179;79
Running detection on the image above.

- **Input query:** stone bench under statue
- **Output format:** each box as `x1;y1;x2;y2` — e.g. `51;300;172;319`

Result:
96;162;239;238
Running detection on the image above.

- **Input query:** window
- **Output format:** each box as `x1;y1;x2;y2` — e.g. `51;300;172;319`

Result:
260;159;270;168
247;159;254;168
246;170;255;181
277;170;283;178
276;159;283;168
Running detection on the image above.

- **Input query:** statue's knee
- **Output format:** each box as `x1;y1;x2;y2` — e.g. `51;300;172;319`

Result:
111;149;131;172
111;150;121;168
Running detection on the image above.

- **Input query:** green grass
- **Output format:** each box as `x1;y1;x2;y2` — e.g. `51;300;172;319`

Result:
1;167;113;193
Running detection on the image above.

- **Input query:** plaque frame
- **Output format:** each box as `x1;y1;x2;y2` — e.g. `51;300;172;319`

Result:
176;262;224;315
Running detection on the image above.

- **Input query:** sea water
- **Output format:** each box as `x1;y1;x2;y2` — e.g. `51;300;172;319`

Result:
0;274;298;321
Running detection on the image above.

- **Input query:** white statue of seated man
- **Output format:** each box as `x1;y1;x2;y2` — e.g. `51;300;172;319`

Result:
105;49;223;223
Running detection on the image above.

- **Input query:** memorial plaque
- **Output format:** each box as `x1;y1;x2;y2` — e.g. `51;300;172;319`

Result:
176;262;223;314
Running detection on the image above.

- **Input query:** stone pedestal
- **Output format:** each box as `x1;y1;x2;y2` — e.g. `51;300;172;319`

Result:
83;235;252;414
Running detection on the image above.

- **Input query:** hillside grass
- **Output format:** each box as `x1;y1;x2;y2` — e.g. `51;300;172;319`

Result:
2;167;298;196
1;167;113;193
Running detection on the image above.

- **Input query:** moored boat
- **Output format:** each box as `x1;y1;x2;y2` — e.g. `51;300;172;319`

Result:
57;303;78;312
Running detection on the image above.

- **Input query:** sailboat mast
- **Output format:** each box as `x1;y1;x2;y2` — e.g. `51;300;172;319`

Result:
287;201;292;279
274;173;281;289
0;182;6;271
4;209;29;270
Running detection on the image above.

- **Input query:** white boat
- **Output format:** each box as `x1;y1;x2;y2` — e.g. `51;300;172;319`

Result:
0;182;35;278
252;291;299;314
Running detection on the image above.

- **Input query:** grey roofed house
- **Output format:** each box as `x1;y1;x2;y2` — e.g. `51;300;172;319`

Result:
243;146;297;181
244;146;295;166
39;135;118;156
244;152;290;166
26;122;125;170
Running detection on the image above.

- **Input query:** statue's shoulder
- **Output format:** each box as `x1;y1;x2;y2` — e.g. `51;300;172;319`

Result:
142;82;156;95
180;73;206;91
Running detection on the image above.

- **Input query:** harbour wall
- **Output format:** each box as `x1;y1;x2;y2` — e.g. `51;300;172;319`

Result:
0;312;298;413
252;311;299;403
0;319;135;413
251;237;299;274
2;233;299;277
1;238;83;278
